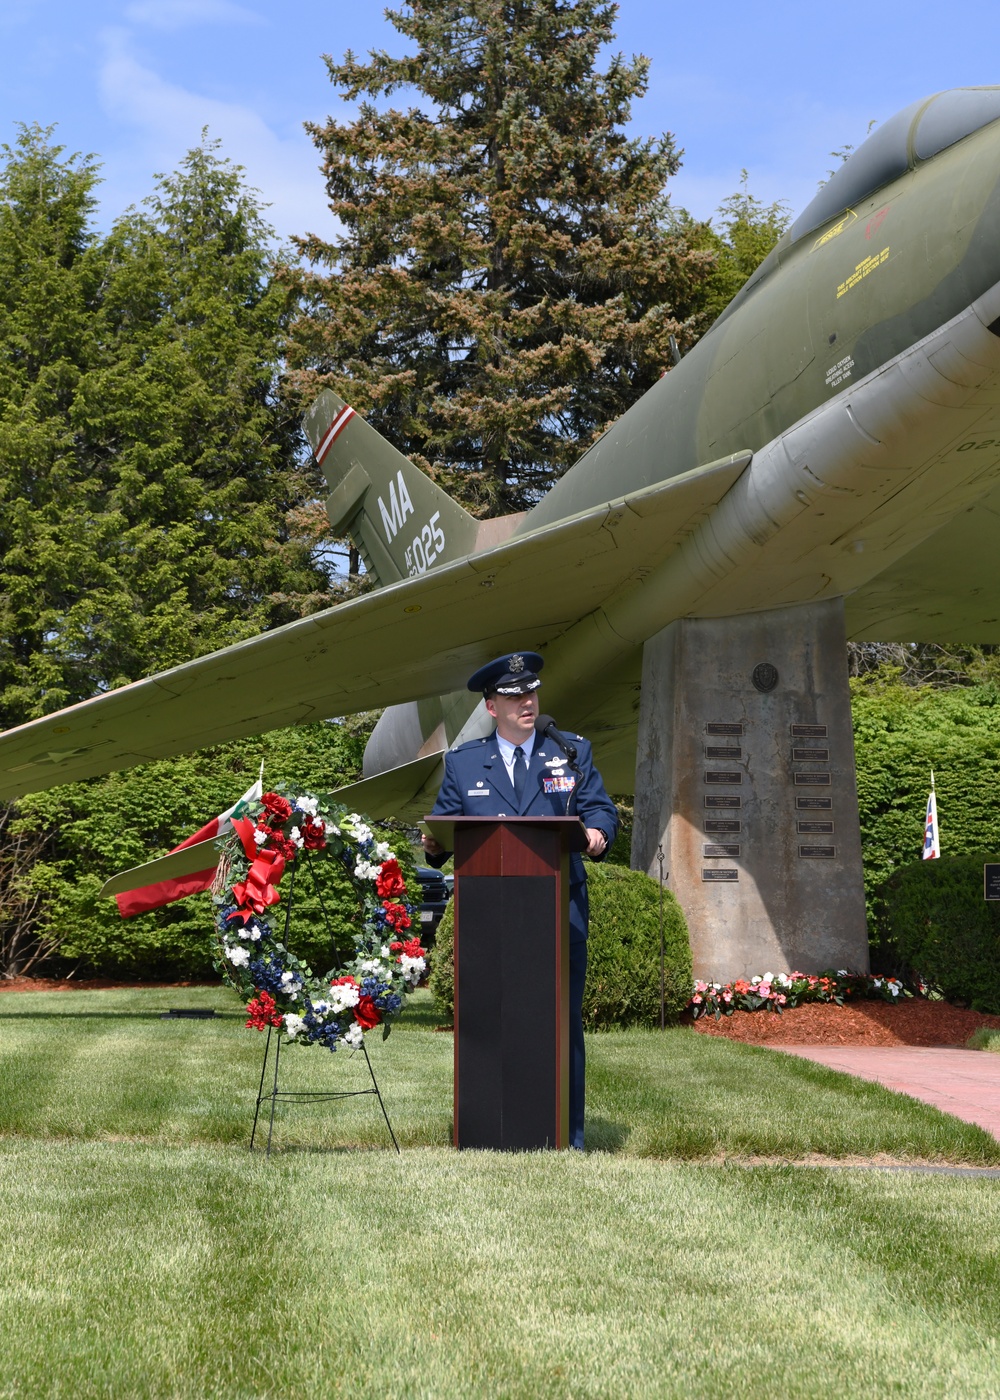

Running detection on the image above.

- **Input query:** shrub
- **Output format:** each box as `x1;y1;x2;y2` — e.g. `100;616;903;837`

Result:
584;864;691;1028
428;898;455;1023
878;854;1000;1012
428;863;691;1029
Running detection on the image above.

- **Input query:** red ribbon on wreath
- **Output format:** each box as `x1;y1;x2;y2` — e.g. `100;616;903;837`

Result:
230;816;286;914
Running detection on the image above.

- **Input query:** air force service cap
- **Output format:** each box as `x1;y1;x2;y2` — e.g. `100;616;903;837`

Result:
467;651;544;697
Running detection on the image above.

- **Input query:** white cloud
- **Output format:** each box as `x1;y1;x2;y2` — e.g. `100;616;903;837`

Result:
98;26;333;245
123;0;265;31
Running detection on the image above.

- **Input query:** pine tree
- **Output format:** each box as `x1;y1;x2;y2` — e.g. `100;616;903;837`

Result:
0;129;326;730
285;0;715;515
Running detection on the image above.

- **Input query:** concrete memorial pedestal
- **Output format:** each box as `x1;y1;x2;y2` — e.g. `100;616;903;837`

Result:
631;597;869;982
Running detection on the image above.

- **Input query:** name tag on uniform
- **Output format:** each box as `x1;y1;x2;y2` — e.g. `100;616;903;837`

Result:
467;789;491;797
543;775;576;794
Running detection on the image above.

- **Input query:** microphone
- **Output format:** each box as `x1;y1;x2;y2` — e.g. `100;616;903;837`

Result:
534;714;577;762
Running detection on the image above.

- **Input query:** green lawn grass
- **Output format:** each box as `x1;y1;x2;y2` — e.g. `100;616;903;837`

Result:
2;985;1000;1398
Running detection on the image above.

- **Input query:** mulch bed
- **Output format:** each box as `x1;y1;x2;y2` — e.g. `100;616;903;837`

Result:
687;997;1000;1047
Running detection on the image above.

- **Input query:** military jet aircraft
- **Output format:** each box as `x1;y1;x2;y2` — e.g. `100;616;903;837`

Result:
4;86;1000;823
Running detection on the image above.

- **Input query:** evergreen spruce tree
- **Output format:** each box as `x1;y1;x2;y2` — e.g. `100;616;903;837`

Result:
285;0;715;515
0;129;326;730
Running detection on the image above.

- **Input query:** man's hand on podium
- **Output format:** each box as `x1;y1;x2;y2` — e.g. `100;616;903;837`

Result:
421;832;446;858
585;828;608;858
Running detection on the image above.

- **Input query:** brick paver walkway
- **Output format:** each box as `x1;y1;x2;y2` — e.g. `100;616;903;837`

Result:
776;1046;1000;1140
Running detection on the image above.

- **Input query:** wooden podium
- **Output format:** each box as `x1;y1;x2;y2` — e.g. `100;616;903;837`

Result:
424;815;587;1151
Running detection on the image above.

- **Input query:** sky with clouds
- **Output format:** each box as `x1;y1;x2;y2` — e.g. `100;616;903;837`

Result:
3;0;1000;246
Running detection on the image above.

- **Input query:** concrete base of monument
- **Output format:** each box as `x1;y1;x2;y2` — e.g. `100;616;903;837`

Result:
630;596;869;983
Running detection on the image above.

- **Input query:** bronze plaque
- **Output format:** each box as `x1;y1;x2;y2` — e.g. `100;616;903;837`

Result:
799;844;837;858
706;745;741;759
705;819;740;833
703;843;740;857
796;796;833;810
791;724;828;738
794;773;831;786
705;722;743;735
705;770;742;784
797;820;834;835
986;865;1000;900
704;795;741;808
702;868;738;882
792;747;829;762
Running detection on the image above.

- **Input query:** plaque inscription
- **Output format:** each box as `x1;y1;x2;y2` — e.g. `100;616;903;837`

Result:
703;843;740;857
706;722;743;736
797;820;834;835
702;868;738;882
792;747;830;762
796;796;833;810
706;745;741;759
791;724;828;738
705;770;742;784
794;773;831;786
799;844;836;858
704;795;741;809
704;819;740;834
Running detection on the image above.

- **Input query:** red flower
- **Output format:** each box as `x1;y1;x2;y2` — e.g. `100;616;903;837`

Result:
269;832;298;862
302;816;326;851
330;975;358;990
382;900;411;932
245;990;283;1031
376;858;406;899
355;995;382;1030
400;937;425;959
262;792;293;823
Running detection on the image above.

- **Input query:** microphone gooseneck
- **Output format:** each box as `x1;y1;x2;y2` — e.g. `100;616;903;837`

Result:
534;713;577;762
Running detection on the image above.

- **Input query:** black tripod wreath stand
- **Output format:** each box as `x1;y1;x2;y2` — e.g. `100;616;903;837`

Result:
248;856;400;1156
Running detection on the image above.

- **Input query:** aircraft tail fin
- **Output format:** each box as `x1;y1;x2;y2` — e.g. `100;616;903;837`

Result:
303;389;480;586
330;751;447;823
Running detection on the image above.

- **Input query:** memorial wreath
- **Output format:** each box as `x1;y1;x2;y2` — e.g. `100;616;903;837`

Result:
212;789;427;1052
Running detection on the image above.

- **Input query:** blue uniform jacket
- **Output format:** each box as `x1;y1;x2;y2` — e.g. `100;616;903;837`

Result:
430;729;619;943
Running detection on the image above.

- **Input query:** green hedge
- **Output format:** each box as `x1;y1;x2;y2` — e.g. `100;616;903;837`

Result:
429;862;691;1029
877;854;1000;1013
11;718;404;978
852;678;1000;925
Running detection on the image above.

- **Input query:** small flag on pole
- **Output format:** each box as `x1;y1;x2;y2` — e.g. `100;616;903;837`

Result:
922;771;940;861
116;776;263;917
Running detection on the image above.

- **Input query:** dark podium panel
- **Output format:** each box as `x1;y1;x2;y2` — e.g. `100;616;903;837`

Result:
425;816;587;1151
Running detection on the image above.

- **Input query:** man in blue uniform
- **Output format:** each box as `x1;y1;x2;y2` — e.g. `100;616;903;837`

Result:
422;651;618;1149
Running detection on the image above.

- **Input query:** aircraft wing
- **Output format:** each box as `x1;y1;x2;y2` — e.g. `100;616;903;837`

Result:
0;451;750;800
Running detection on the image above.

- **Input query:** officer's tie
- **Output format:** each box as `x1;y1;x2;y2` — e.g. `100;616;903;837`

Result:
512;745;527;804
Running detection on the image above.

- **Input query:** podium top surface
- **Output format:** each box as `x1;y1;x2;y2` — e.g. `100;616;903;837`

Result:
423;814;588;852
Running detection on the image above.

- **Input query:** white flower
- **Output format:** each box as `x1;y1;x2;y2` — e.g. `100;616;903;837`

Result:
289;826;305;849
226;945;250;968
342;1022;364;1049
311;999;330;1016
247;924;262;942
325;822;340;837
375;841;393;860
284;1014;305;1039
329;982;360;1013
253;828;267;846
297;796;318;816
354;860;379;880
381;944;391;958
360;959;383;976
400;953;426;986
